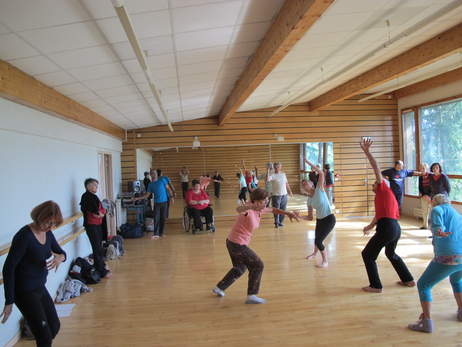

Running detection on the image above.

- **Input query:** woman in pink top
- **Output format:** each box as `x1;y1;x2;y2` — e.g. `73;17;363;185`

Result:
212;188;298;304
185;180;215;232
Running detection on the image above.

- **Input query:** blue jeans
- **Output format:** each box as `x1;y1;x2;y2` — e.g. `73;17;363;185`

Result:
417;261;462;302
271;194;288;225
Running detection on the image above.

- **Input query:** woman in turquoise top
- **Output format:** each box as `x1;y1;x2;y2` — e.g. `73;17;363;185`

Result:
408;194;462;333
300;159;336;268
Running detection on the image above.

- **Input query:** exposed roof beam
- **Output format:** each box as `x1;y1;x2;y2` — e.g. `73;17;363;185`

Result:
217;0;335;126
0;60;125;139
394;65;462;99
308;22;462;111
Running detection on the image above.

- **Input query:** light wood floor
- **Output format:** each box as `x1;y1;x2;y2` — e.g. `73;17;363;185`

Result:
16;200;462;346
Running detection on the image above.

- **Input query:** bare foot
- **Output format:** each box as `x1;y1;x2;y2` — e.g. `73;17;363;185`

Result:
316;261;328;268
151;235;160;240
104;271;113;279
397;280;416;287
305;253;316;260
362;286;382;293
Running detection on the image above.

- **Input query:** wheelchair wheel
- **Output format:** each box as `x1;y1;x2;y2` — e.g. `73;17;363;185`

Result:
182;208;192;232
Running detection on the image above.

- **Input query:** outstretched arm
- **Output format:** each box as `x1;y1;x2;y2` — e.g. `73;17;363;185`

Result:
305;159;325;190
360;138;382;184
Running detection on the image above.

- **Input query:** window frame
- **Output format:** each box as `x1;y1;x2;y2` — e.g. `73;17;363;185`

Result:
401;94;462;204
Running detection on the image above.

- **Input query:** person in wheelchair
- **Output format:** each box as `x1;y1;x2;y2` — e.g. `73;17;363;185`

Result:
185;179;215;232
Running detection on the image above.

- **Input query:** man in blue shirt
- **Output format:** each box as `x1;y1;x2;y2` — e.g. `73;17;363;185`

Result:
135;170;174;239
156;169;176;219
382;160;420;208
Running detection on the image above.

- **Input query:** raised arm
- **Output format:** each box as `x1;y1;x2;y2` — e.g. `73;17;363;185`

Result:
360;138;382;184
304;159;325;190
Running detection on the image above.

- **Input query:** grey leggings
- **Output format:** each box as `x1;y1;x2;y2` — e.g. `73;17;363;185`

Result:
216;239;264;295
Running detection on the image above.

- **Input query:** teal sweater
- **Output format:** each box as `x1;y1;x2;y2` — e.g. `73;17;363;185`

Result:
431;204;462;256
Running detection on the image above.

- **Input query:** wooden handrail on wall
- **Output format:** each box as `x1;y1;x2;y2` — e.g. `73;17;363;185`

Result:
0;212;84;285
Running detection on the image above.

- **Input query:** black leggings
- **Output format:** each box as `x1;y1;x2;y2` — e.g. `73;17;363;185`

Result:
217;239;264;295
15;286;60;347
238;187;247;201
361;218;414;289
85;225;108;277
188;206;213;229
181;182;189;198
315;214;336;251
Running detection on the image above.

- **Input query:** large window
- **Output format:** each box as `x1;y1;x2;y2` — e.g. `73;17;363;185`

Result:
402;97;462;202
303;142;334;172
402;111;418;196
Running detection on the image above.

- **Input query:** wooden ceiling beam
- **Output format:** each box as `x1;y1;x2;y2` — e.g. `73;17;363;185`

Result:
217;0;335;126
0;60;125;139
308;22;462;111
394;66;462;99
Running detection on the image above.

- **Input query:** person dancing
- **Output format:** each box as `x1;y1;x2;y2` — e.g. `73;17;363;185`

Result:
408;194;462;333
360;138;415;293
212;188;299;304
300;159;336;268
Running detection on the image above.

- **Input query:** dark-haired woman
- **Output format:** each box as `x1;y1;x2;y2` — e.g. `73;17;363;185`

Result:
1;201;66;347
429;162;451;198
324;163;335;205
212;188;299;304
80;178;110;278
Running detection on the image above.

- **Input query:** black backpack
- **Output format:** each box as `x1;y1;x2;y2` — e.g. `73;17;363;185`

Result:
70;257;101;284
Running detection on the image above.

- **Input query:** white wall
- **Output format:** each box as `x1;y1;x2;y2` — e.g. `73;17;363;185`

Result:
0;97;122;346
399;80;462;215
136;149;153;180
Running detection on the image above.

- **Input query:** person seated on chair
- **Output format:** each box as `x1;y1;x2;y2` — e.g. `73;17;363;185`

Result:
185;179;215;231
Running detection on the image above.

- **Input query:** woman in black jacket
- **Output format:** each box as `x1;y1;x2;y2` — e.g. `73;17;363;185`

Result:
80;178;110;278
429;163;451;198
1;201;66;347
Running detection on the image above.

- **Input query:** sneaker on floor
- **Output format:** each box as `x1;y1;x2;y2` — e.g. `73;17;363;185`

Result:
245;295;266;304
397;280;416;287
151;235;160;240
212;287;225;297
457;309;462;322
408;318;433;333
361;286;382;293
278;223;284;227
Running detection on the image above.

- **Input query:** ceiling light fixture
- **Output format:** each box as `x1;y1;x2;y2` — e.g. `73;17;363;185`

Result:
111;0;173;132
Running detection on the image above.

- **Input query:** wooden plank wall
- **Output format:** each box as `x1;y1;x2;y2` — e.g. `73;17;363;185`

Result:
121;95;399;216
151;144;301;196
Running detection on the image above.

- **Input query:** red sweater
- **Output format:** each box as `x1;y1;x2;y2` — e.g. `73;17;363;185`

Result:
185;189;209;210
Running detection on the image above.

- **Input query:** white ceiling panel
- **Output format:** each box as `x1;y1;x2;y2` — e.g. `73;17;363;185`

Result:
83;74;133;91
232;22;271;43
178;60;222;76
18;22;105;54
96;85;140;98
0;0;90;32
237;0;284;24
54;82;89;96
175;27;234;51
69;91;100;103
0;33;38;60
227;40;259;59
0;22;11;34
7;55;60;75
35;70;75;87
113;36;174;59
176;45;227;65
172;1;242;33
68;62;126;81
49;45;118;69
152;66;178;80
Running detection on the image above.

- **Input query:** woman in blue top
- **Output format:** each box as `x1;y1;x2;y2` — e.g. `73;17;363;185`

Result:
408;194;462;333
300;159;336;268
1;201;66;347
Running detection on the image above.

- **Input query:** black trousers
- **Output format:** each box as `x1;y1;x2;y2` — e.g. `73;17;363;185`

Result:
154;202;168;236
15;286;60;347
85;225;108;277
361;218;414;289
314;214;336;251
238;187;247;201
181;182;189;198
214;182;221;198
188;206;213;229
217;239;264;295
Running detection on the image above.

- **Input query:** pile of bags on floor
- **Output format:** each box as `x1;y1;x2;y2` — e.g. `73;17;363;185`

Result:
55;235;125;303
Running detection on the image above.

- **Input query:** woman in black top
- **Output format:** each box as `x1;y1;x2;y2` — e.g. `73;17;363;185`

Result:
429;162;451;197
1;201;66;347
212;170;224;198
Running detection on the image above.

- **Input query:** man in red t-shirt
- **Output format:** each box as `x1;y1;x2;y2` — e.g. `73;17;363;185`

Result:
360;138;414;293
185;179;214;232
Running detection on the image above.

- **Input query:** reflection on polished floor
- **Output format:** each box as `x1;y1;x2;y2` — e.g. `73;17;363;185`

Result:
16;204;462;346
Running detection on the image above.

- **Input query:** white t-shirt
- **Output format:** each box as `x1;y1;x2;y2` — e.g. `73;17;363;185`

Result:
179;173;189;183
269;172;288;196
